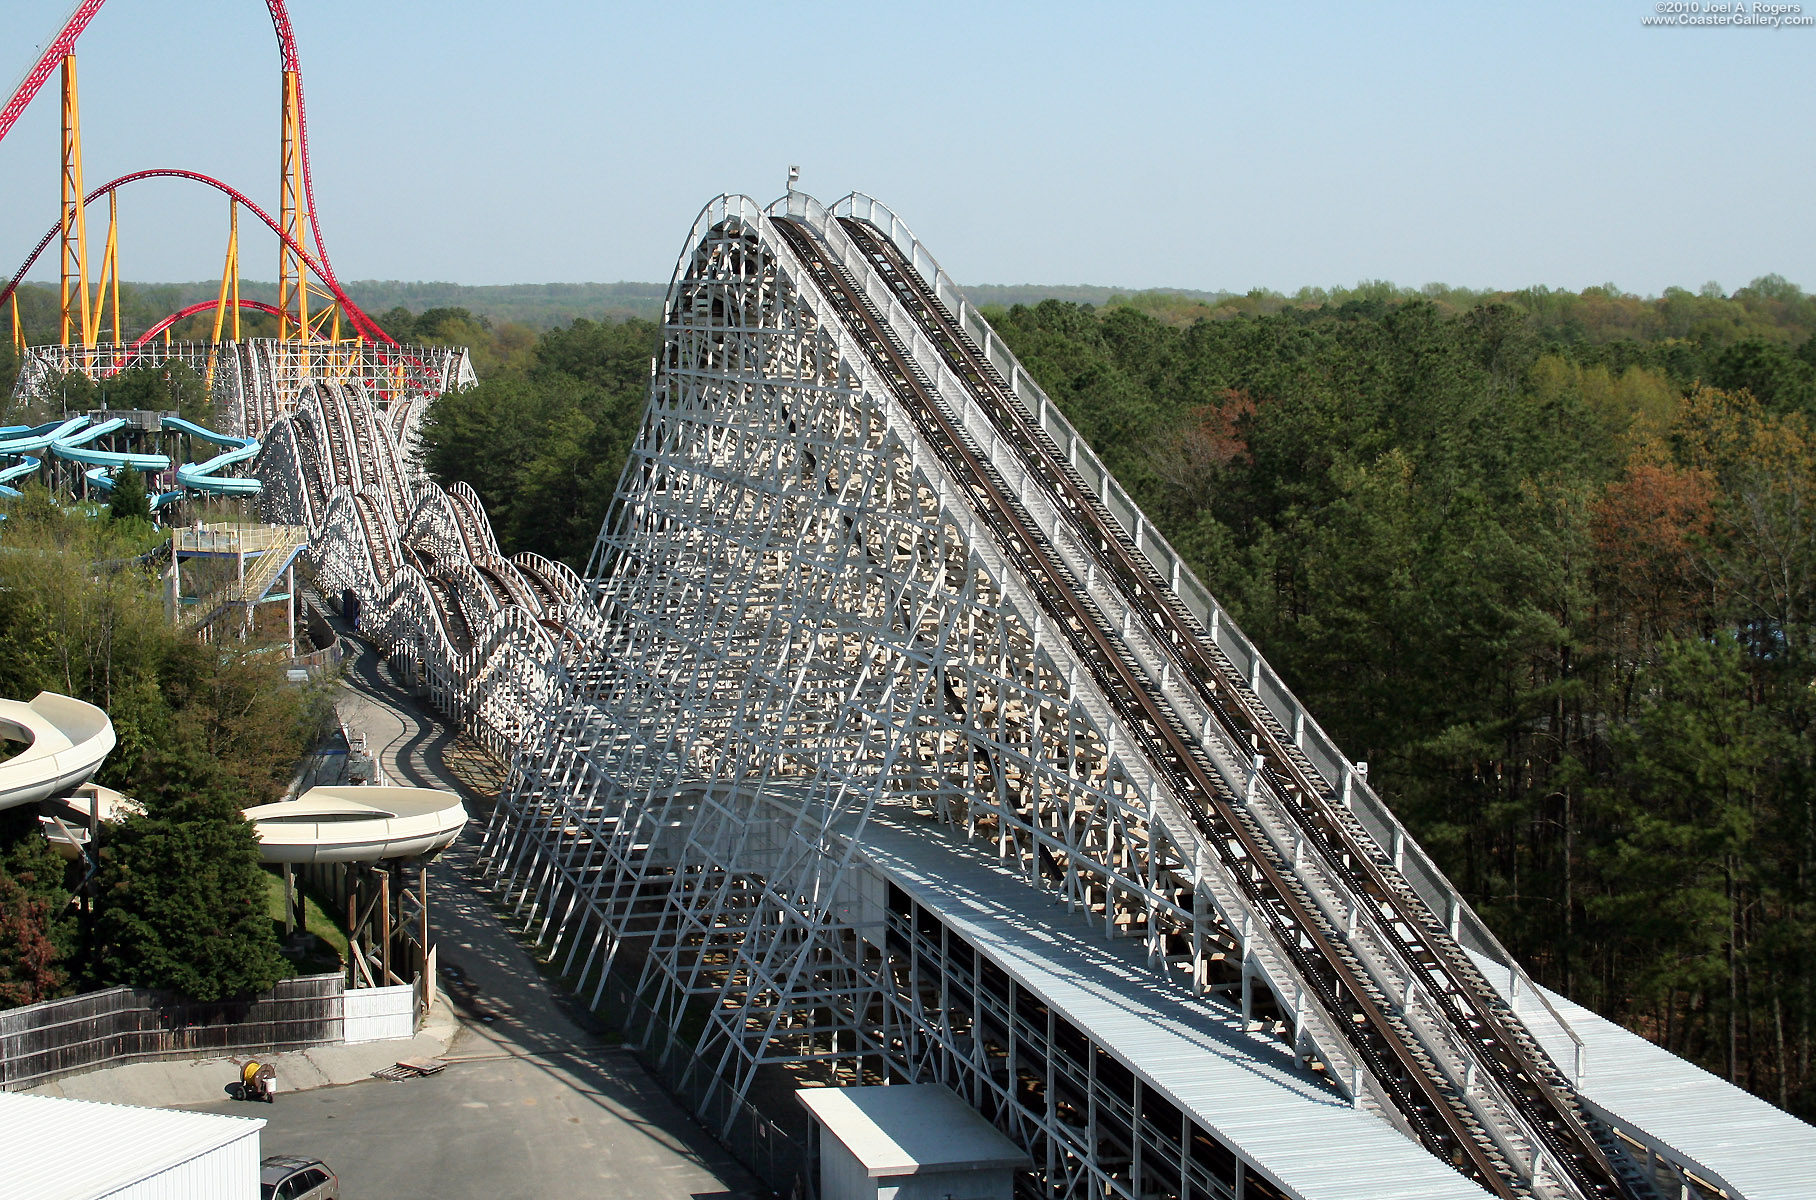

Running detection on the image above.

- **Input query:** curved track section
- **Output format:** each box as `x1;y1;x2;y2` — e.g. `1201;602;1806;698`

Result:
0;171;377;345
253;379;594;758
132;299;286;347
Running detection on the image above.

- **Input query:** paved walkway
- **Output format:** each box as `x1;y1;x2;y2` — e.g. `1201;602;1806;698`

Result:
321;632;758;1196
334;633;609;1063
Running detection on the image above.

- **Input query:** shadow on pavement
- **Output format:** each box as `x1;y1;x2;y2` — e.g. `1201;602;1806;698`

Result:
320;624;759;1192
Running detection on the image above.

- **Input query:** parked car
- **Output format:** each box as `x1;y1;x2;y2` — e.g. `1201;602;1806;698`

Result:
260;1155;339;1200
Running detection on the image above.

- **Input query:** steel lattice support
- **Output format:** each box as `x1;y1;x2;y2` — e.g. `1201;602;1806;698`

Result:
463;197;1352;1194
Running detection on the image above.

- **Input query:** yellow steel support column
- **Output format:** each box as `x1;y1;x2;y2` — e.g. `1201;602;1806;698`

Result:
89;189;119;350
58;55;91;350
277;67;310;371
107;190;120;347
208;200;243;390
10;294;22;354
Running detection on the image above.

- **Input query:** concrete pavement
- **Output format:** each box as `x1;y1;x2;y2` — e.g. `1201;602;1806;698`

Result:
25;998;462;1107
189;1047;757;1200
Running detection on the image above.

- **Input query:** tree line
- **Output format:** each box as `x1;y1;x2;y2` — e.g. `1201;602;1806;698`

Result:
985;281;1816;1116
414;312;660;568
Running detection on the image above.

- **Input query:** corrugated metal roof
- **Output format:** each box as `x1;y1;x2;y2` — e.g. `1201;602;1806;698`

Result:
0;1091;264;1200
848;812;1490;1200
798;1083;1031;1175
1473;951;1816;1200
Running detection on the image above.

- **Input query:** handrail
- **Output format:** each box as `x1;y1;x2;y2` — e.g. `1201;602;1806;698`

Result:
766;197;1634;1199
629;193;1371;1104
826;190;1586;1069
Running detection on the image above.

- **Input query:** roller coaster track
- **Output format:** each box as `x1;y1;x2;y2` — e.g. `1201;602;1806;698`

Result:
4;1;393;343
250;190;1792;1200
2;170;340;323
845;215;1664;1193
255;379;590;754
766;212;1637;1200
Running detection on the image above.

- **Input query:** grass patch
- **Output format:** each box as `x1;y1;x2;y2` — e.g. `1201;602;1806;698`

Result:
265;869;349;974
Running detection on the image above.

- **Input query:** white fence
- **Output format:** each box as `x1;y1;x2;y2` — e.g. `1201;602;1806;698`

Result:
342;984;415;1044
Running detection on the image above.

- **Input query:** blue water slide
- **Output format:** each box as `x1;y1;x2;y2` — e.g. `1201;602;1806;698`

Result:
50;419;172;472
166;417;262;496
1;435;52;497
54;417;126;446
81;465;186;510
176;444;263;495
0;417;89;455
163;416;254;448
0;454;39;499
0;455;38;486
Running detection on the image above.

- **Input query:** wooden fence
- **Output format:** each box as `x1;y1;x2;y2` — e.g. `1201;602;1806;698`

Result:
0;973;345;1092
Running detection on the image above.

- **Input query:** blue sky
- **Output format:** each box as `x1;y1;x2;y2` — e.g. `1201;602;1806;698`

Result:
2;0;1811;295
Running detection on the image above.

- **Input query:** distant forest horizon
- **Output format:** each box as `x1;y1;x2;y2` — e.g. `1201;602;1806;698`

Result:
7;274;1813;339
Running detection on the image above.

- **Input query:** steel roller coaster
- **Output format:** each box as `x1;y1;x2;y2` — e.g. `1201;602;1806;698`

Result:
250;188;1816;1200
3;0;466;444
2;0;387;343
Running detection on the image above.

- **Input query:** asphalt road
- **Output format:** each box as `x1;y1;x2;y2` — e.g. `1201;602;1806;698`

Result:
192;1045;755;1200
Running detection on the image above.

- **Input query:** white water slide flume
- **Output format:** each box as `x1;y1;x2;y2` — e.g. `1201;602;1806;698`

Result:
0;692;117;811
245;785;468;863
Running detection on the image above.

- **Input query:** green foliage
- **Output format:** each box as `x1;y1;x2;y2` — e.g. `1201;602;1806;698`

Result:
100;362;212;425
1588;635;1782;1079
0;501;317;1002
92;746;286;1001
106;466;151;525
0;811;75;1006
991;291;1816;1114
419;317;659;567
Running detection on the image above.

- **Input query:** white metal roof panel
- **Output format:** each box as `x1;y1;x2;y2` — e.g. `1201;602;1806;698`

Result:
0;1091;264;1200
1470;950;1816;1200
798;1083;1031;1175
849;812;1490;1200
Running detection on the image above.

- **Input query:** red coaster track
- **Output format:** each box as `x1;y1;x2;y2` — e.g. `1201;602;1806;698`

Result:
1;0;394;344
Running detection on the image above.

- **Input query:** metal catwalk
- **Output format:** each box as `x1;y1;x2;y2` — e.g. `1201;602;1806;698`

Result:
253;192;1793;1200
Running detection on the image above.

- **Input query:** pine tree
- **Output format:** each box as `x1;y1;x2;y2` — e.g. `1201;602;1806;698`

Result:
106;465;151;524
92;746;286;1001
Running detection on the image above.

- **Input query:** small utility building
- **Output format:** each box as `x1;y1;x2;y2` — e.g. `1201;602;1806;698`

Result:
0;1091;264;1199
798;1084;1030;1200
